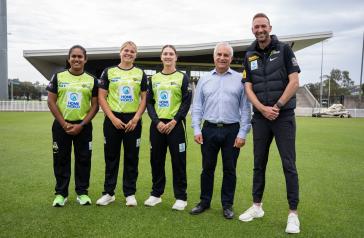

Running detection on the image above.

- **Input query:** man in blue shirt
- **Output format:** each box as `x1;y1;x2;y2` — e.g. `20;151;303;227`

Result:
190;42;251;219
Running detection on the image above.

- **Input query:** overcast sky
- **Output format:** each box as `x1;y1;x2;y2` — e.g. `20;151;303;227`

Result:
6;0;364;85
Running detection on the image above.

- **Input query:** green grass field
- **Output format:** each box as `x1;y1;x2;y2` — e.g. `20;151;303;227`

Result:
0;112;363;237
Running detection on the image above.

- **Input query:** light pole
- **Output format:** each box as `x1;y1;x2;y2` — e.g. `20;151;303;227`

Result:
0;0;9;100
319;41;324;112
360;32;364;101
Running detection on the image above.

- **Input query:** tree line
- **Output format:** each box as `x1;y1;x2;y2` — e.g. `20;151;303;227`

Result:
305;68;362;100
8;80;47;100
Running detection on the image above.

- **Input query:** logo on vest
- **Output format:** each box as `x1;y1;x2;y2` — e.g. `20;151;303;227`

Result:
67;92;82;109
250;60;258;71
158;90;170;108
119;86;134;102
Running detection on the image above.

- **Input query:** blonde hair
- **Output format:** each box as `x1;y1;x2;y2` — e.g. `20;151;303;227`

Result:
120;41;137;53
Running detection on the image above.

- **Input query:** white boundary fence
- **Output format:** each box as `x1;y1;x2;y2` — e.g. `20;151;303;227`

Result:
1;101;364;117
0;100;49;112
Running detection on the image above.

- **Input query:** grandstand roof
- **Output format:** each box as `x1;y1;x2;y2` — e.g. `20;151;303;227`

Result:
23;31;332;80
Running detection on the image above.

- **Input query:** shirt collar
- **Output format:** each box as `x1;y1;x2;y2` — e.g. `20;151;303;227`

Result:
212;68;233;75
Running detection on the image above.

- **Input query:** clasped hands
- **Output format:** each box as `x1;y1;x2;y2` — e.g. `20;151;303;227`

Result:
110;116;139;132
262;105;280;121
157;119;177;134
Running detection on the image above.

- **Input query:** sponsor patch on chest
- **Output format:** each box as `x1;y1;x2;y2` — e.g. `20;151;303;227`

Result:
66;92;82;109
158;90;171;108
250;60;258;71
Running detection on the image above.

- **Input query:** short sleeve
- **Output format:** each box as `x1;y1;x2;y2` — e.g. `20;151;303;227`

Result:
98;68;109;90
46;73;58;94
284;44;301;75
241;58;252;83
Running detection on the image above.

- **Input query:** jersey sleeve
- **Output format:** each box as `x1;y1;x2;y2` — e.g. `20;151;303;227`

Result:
241;57;251;83
284;44;301;75
92;77;98;97
98;68;109;90
141;71;148;92
174;73;192;122
146;77;160;125
46;73;58;94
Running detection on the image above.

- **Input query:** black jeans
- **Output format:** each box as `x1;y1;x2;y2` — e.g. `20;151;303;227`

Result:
102;112;142;197
149;119;187;201
200;122;240;209
252;113;299;210
52;120;92;197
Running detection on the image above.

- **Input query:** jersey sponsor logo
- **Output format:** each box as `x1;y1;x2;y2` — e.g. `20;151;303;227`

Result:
179;143;186;152
270;50;280;56
291;57;298;67
152;82;161;88
67;92;82;109
59;82;69;88
250;60;258;71
248;55;259;62
119;86;134;102
158;90;170;108
133;77;142;83
242;69;247;79
269;57;278;62
111;77;120;82
82;83;91;89
52;142;59;154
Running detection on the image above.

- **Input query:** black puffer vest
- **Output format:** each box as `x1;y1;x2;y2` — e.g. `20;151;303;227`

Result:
245;35;296;113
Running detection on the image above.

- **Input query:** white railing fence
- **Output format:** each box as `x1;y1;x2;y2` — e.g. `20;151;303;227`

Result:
1;101;364;117
0;100;49;112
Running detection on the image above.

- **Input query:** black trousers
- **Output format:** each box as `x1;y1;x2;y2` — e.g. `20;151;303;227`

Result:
149;119;187;201
200;122;240;209
52;120;92;197
102;113;142;197
252;113;299;210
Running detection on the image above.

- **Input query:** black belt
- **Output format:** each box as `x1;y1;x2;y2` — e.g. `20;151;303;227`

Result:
204;121;239;128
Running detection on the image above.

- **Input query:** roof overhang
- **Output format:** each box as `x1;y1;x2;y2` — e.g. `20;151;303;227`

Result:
24;31;333;80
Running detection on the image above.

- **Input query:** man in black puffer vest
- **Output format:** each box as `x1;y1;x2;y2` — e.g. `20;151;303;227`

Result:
239;13;301;234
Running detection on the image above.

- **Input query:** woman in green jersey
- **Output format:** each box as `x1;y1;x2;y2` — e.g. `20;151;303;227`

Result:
47;45;99;207
96;41;147;207
144;45;192;211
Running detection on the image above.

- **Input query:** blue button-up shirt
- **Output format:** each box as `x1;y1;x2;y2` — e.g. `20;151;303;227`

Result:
191;68;251;139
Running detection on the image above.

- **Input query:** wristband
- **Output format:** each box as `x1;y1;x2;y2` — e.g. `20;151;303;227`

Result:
80;121;85;127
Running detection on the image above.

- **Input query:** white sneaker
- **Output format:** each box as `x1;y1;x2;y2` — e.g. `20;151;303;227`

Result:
285;213;300;234
239;204;265;222
96;194;115;206
144;196;162;207
126;195;137;207
172;200;187;211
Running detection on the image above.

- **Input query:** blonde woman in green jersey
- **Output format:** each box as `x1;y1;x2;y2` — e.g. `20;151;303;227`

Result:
96;41;147;207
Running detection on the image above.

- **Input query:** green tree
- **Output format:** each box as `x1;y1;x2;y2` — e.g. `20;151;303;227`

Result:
323;69;353;96
305;82;321;99
9;81;41;100
341;70;354;88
